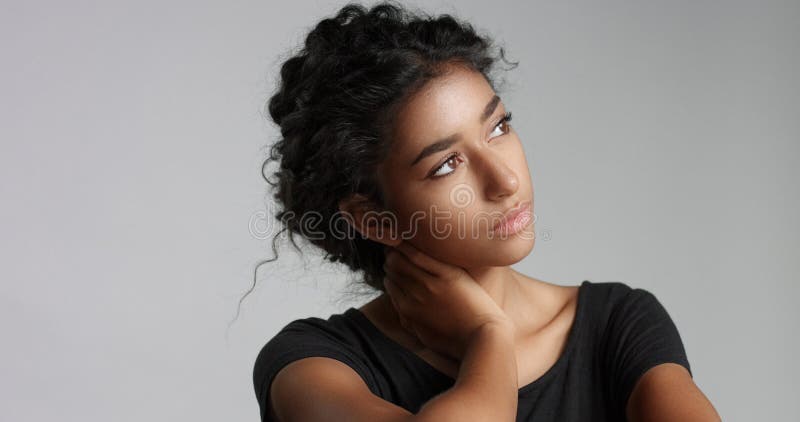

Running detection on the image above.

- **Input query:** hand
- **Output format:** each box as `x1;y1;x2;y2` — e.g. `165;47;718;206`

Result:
382;240;513;361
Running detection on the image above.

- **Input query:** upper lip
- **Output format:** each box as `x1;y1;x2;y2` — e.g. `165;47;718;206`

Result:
493;200;532;230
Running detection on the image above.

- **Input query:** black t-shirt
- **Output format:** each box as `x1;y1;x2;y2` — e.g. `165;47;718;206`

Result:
253;280;692;421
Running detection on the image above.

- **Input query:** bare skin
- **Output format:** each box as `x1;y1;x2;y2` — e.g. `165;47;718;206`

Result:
358;274;580;389
270;62;721;421
340;63;553;365
330;63;580;420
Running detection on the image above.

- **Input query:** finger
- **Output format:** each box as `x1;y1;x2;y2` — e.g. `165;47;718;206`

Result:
392;240;454;277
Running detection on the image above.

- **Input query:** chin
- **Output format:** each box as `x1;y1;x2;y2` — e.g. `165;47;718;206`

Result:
446;229;536;268
494;235;536;266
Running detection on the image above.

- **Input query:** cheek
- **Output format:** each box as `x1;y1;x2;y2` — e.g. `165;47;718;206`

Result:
394;200;447;238
386;193;452;241
401;206;491;243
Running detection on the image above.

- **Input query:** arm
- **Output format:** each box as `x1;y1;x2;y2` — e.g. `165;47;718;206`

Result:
415;321;518;422
626;363;721;422
269;322;518;422
603;287;718;421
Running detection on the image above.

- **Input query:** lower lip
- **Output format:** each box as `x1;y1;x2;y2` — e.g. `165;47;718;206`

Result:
494;204;533;236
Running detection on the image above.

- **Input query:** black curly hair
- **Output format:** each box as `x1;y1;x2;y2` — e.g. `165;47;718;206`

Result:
234;0;518;322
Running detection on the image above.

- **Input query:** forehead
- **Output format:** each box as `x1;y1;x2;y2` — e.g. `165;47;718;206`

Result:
388;66;496;157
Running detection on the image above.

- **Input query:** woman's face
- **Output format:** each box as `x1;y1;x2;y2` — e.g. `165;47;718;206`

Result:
376;65;536;269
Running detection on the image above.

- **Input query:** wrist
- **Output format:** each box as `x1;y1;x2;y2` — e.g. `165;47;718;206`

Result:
474;318;516;343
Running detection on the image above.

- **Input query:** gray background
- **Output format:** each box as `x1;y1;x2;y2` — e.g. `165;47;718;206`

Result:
1;0;797;420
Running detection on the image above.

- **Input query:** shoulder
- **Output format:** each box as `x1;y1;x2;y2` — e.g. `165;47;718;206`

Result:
252;312;377;420
253;312;370;382
591;281;680;332
539;278;637;306
584;281;694;415
578;280;671;322
580;279;639;302
580;280;685;347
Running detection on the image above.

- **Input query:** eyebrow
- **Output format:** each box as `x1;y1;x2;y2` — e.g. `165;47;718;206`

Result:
409;94;501;167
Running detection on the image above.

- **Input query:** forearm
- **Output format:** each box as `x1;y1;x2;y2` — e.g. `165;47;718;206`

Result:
413;323;518;422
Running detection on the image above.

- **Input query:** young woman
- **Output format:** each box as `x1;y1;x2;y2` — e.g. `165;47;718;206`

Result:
252;2;720;421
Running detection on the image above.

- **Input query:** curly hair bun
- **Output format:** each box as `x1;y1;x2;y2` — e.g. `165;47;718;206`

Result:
248;1;517;304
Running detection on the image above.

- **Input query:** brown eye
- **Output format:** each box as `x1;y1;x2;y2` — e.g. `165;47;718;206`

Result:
489;111;513;139
429;152;462;179
427;111;513;180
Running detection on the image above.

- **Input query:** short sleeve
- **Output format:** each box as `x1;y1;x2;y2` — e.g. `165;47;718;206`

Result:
252;320;375;422
602;287;693;415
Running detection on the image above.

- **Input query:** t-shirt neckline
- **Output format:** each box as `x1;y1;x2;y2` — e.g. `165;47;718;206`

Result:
346;280;591;395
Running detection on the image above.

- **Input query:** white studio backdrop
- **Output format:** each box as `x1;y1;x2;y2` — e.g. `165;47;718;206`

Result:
1;1;797;421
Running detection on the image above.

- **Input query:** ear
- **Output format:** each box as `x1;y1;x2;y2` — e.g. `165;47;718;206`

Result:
338;194;401;247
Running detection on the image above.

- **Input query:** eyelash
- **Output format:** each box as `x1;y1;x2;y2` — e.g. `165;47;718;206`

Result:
427;111;513;179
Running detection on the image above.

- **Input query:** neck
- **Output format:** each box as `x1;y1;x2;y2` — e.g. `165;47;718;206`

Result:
376;266;550;344
464;265;521;308
464;266;541;337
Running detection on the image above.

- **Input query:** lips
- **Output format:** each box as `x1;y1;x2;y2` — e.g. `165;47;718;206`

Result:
493;201;532;231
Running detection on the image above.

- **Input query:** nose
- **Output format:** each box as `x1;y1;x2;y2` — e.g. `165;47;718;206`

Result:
480;152;519;201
